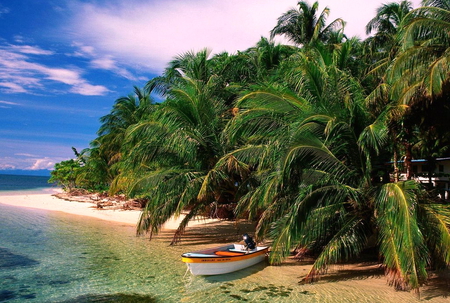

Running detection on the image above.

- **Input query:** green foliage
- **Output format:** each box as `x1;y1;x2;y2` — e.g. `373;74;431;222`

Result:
48;159;81;191
270;1;345;46
54;0;450;293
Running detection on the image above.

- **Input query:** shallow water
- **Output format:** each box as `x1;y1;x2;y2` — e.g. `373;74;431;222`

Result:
0;201;448;302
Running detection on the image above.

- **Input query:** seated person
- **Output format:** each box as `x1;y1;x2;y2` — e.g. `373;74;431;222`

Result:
242;233;256;250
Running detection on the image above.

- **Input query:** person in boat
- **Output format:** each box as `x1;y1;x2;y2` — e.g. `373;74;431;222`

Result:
243;233;256;250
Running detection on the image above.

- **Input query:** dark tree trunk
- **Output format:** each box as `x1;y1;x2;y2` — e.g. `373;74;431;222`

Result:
405;143;412;180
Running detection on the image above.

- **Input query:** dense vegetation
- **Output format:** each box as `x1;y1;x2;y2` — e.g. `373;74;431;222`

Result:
50;0;450;292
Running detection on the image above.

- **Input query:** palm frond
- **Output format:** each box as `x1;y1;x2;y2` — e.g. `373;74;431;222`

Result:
375;181;429;290
304;217;369;282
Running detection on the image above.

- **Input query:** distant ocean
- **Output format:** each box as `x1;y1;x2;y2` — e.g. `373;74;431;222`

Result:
0;174;56;193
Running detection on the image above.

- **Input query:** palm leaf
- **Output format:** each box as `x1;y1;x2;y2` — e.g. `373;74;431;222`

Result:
375;181;429;290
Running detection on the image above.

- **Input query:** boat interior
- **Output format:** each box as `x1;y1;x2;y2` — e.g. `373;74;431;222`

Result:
182;244;266;258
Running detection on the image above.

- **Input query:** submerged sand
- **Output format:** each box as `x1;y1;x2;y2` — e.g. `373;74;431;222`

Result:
0;191;449;302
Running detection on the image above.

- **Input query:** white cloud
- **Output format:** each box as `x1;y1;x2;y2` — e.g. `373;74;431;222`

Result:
65;0;421;73
0;82;27;93
10;44;54;55
0;156;58;170
0;139;76;170
28;158;56;170
70;82;109;95
91;57;116;69
45;67;81;85
0;44;110;95
69;42;140;81
0;163;15;170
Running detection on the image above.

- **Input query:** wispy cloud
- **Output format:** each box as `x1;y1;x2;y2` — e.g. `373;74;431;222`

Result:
0;82;27;93
10;44;54;55
0;43;109;96
66;0;285;73
64;0;421;74
0;5;10;17
70;82;109;95
0;128;95;141
0;100;19;105
70;42;142;81
15;153;39;157
0;100;20;108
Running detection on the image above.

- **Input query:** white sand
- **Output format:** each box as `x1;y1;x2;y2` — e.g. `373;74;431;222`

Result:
0;190;217;230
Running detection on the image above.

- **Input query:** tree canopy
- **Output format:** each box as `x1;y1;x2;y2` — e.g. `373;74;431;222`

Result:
51;0;450;293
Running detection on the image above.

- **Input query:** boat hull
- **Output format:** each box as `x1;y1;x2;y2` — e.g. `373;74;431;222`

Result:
182;244;268;275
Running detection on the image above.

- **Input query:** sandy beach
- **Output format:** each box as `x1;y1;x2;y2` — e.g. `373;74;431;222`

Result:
0;190;219;230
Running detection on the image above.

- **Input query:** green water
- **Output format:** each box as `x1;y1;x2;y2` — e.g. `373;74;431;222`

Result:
0;201;448;302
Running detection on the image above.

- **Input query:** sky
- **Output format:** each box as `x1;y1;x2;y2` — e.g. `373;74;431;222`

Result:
0;0;422;172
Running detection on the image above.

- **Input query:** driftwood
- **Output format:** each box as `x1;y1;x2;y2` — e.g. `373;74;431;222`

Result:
54;192;148;211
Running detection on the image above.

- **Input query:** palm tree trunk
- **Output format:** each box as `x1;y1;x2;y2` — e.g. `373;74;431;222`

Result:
405;143;412;180
393;148;399;182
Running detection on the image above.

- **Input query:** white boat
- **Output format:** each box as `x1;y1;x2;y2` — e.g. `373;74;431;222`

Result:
181;244;269;275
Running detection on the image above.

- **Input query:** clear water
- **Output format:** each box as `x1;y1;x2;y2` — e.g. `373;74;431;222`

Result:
0;180;448;302
2;204;448;303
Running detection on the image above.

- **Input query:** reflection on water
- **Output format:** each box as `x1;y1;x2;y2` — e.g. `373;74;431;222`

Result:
0;203;448;303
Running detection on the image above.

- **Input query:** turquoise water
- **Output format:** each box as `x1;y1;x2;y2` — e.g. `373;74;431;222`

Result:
0;178;448;302
0;203;279;303
1;203;448;303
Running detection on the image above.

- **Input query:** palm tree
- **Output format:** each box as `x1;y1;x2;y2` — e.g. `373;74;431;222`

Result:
368;0;450;180
112;51;246;244
93;86;155;184
270;1;345;46
363;1;414;89
146;49;216;97
391;0;450;100
229;44;450;292
366;0;413;45
243;37;297;82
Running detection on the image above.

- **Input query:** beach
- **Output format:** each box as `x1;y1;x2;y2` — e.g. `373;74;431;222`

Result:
0;190;218;230
1;191;449;302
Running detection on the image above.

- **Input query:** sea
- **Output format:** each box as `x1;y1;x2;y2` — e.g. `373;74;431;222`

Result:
0;174;56;194
0;174;446;302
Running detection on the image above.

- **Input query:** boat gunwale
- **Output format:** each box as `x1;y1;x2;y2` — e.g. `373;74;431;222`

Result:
181;246;269;263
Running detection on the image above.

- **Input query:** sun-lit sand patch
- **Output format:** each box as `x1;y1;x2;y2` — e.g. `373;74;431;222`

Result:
0;191;219;230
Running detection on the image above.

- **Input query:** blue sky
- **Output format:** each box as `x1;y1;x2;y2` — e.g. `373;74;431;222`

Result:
0;0;421;171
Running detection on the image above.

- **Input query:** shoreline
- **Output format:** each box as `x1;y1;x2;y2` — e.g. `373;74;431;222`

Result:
1;191;449;301
0;190;219;230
